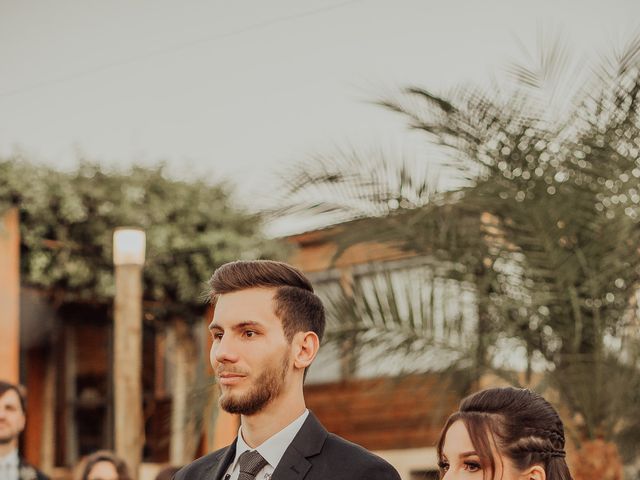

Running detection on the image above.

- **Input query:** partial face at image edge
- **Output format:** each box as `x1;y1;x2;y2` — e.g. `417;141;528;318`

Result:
0;389;26;447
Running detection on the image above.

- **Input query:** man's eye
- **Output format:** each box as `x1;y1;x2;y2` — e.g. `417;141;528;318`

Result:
244;330;256;338
212;332;223;340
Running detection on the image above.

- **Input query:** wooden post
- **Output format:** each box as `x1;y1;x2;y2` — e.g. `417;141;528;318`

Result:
0;208;20;382
40;349;56;472
24;347;46;467
168;318;198;465
64;325;78;466
114;264;144;479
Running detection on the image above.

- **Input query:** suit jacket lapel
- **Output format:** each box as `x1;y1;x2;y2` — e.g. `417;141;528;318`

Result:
271;411;327;480
210;442;237;480
270;448;311;480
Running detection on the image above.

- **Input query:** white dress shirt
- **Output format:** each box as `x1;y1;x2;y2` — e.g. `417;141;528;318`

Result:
0;449;19;480
224;409;309;480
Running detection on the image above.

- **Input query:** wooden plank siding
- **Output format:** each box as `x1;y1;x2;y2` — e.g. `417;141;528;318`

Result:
305;375;460;451
285;219;419;274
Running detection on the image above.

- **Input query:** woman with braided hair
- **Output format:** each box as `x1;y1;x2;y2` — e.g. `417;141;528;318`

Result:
437;387;573;480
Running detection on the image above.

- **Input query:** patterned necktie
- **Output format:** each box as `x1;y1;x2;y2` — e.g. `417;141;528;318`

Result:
237;450;269;480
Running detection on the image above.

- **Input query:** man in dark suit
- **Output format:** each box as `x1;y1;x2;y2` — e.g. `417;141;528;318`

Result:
176;260;401;480
0;381;49;480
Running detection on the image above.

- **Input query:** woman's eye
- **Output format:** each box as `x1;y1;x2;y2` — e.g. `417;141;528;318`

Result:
437;461;449;472
244;330;255;338
464;461;481;472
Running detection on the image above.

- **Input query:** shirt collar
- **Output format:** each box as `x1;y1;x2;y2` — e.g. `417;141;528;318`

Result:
0;449;19;467
231;409;309;472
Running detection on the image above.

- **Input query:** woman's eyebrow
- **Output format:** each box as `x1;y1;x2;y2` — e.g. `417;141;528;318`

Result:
460;451;479;458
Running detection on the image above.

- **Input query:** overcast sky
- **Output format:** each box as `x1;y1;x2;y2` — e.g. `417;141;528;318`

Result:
0;0;637;233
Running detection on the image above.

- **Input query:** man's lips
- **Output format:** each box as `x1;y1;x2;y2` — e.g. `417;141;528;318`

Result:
217;372;247;386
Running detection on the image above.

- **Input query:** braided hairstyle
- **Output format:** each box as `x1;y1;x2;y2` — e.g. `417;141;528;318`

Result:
436;387;573;480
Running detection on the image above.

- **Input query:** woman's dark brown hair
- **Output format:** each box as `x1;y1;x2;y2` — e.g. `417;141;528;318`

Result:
79;450;132;480
437;387;573;480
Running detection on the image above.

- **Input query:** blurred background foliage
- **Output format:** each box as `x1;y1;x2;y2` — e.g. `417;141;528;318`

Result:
280;33;640;467
0;159;284;319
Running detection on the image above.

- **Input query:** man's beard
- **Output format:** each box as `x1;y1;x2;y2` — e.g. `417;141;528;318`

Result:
0;429;18;445
218;349;289;415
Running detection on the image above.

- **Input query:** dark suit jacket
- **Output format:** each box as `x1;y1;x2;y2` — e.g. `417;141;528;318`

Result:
18;458;49;480
175;412;401;480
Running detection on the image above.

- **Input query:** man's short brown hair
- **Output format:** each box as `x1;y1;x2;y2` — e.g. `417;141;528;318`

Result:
0;380;27;413
208;260;325;343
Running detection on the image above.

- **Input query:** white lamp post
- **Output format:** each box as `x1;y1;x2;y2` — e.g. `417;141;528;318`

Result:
113;227;145;479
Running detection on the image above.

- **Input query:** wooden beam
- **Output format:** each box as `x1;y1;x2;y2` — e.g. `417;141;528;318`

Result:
0;208;20;382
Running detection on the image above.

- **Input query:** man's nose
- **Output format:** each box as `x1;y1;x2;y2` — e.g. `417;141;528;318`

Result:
211;335;239;364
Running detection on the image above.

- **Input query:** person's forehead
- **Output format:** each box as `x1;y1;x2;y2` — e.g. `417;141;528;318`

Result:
89;460;118;478
444;420;475;452
214;288;277;314
0;388;23;407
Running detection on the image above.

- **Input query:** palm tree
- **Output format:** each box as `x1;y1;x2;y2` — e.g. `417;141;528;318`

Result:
278;35;640;477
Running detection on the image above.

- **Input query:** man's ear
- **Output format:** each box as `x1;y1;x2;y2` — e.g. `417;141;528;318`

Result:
292;331;320;370
520;465;546;480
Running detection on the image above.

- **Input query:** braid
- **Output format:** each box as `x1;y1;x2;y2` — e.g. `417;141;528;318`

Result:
520;426;566;448
509;434;567;461
441;387;574;480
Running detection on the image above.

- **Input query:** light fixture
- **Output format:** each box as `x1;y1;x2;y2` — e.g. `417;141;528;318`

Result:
113;227;146;266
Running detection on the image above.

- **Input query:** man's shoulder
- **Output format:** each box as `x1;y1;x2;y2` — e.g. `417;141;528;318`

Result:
296;412;400;479
18;459;49;480
173;446;230;480
35;468;49;480
320;433;401;478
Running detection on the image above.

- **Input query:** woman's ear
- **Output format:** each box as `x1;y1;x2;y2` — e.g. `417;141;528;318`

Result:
292;331;320;370
520;465;546;480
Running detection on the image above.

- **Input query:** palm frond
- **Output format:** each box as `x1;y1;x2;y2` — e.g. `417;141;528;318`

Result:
278;30;640;456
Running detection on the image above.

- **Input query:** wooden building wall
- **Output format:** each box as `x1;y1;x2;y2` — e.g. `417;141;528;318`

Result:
305;374;459;451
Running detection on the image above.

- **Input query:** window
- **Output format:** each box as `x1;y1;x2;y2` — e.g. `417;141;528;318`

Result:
306;257;478;382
